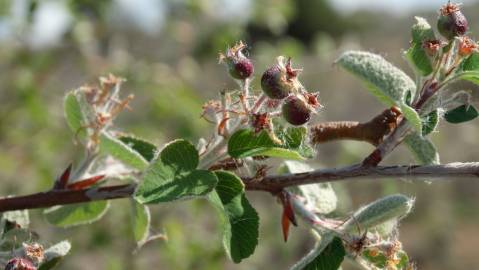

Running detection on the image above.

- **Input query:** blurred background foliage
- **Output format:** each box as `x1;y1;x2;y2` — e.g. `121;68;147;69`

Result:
0;0;479;269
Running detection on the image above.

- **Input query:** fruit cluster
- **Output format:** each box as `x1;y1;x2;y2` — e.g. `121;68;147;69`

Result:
427;2;476;59
219;42;320;129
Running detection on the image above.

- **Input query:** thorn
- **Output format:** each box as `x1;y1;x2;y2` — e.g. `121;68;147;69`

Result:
279;191;297;242
281;209;291;242
53;163;73;190
67;175;106;190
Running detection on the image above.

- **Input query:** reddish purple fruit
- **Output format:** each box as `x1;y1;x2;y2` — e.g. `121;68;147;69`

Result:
261;57;301;100
437;2;468;40
228;58;254;80
4;258;36;270
282;96;312;126
219;41;254;80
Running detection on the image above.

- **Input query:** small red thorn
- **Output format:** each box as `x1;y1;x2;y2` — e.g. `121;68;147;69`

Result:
282;209;291;242
67;175;105;190
279;191;297;242
54;163;73;189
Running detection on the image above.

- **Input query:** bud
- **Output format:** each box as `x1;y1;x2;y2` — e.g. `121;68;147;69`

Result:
281;95;312;126
219;41;254;80
261;56;302;100
457;36;478;57
437;2;468;40
4;258;36;270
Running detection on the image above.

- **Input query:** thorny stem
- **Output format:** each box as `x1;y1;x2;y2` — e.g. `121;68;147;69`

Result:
1;162;479;212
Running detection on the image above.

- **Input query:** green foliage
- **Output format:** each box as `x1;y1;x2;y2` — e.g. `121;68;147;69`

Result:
336;51;422;133
343;194;414;233
291;236;345;270
43;201;110;227
405;17;435;76
281;161;337;214
208;171;259;263
422;110;439;136
459;53;479;71
64;91;86;138
456;53;479;84
100;133;149;170
302;237;345;270
404;132;440;164
228;129;305;160
362;249;409;270
135;140;218;204
276;126;315;158
444;104;479;124
119;135;158;162
39;241;72;270
400;105;422;134
130;200;151;246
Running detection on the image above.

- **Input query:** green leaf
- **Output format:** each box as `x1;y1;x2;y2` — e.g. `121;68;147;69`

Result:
363;249;409;270
282;161;337;214
336;51;417;105
301;237;345;270
404;132;440;164
362;249;388;268
228;129;304;160
411;17;435;43
343;194;414;233
100;132;149;170
444;104;479;124
43;201;110;227
405;43;432;76
208;171;259;263
277;126;307;148
135;139;218;204
39;241;71;270
400;104;423;133
459;52;479;71
456;70;479;85
64;91;86;138
336;51;422;132
406;17;435;76
422;110;438;136
119;135;157;162
130;200;151;245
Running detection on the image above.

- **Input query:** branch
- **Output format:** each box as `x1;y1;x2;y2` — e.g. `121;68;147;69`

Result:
310;107;401;146
245;162;479;191
1;162;479;212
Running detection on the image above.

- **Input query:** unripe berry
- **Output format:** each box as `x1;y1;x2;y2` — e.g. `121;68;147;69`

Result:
282;96;312;126
437;2;468;40
261;56;302;100
219;41;254;80
4;258;36;270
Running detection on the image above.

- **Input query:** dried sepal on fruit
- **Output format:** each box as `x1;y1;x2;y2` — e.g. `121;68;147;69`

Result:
219;41;254;80
437;2;468;40
22;243;44;264
261;57;303;100
422;39;443;56
457;36;478;57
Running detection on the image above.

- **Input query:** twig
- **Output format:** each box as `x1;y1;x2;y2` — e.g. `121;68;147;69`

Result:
1;162;479;212
310;107;401;146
